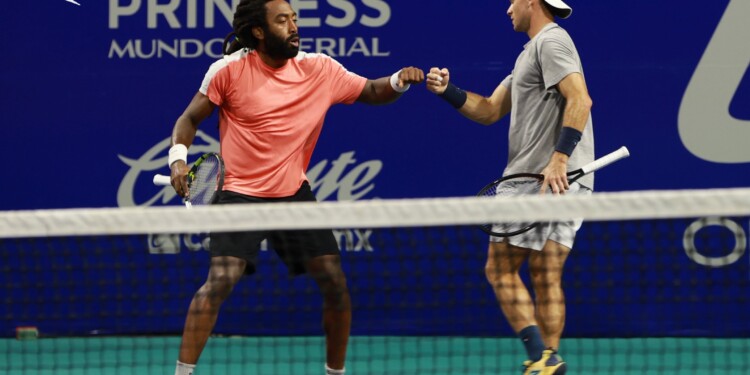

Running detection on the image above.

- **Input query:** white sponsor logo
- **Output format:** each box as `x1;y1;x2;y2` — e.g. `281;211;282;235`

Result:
108;0;392;59
679;1;750;275
108;37;389;59
117;132;382;253
683;218;747;268
679;0;750;163
682;218;749;279
66;0;81;6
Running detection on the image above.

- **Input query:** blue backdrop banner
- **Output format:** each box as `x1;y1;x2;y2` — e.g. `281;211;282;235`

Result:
2;0;749;338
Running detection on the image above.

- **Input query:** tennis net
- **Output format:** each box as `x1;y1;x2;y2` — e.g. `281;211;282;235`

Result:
2;188;750;374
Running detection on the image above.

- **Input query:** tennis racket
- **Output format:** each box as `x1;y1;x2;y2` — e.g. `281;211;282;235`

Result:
477;146;630;237
153;152;225;208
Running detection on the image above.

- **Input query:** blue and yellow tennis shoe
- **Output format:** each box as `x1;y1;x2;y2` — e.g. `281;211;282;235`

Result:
522;349;567;375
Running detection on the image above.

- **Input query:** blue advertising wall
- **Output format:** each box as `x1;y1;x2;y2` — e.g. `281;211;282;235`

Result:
2;1;749;338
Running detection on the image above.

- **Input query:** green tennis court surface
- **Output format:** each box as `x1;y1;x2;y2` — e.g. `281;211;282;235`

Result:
3;336;748;374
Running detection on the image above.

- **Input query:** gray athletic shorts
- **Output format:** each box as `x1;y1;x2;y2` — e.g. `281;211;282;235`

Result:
488;182;592;251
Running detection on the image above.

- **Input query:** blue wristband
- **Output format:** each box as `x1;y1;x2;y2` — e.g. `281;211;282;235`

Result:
439;82;467;109
555;127;582;156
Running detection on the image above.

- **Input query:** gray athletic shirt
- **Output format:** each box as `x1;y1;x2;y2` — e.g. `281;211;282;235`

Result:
500;23;594;189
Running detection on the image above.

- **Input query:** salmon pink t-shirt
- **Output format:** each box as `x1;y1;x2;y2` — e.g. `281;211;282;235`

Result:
199;49;367;198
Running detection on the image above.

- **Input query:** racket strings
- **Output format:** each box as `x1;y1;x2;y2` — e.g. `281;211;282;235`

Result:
188;158;220;205
497;178;543;196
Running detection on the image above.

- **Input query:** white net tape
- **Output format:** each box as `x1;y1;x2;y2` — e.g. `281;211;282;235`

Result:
2;188;750;238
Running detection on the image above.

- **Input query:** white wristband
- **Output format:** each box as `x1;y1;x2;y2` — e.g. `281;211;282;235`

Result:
390;70;410;93
168;144;188;168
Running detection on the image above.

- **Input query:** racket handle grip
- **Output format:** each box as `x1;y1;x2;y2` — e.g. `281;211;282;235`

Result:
153;173;192;209
580;146;630;174
153;174;171;186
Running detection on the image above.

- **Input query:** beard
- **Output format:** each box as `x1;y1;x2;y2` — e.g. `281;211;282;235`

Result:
263;28;299;60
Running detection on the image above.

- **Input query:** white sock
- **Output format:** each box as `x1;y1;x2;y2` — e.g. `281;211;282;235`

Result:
175;360;196;375
325;364;345;375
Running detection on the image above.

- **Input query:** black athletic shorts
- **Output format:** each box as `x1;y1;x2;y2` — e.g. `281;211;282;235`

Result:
209;181;340;276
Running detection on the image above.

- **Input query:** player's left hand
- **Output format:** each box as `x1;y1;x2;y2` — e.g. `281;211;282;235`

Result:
540;152;570;194
397;67;425;87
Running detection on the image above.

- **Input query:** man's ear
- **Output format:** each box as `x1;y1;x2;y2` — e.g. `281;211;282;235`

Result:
252;26;264;40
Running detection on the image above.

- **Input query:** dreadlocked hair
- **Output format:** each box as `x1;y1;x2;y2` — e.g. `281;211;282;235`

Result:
221;0;274;55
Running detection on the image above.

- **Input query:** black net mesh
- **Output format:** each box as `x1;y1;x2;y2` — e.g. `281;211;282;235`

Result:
2;215;749;374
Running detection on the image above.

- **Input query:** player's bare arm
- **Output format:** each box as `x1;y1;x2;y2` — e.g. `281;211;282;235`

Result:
540;72;593;194
170;92;216;196
426;67;511;125
357;66;425;105
557;72;592;134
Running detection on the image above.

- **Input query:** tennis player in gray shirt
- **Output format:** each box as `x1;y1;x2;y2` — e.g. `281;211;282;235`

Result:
426;0;592;374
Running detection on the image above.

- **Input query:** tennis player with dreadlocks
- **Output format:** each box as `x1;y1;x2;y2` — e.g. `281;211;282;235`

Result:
167;1;424;374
